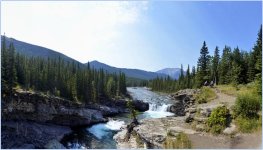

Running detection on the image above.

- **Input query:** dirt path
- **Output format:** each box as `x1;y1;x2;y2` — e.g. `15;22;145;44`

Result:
198;87;236;109
193;88;262;149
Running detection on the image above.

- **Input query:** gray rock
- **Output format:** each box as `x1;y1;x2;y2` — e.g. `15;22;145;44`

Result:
185;113;195;123
18;144;35;149
167;103;185;116
44;139;66;149
196;124;206;131
223;124;236;135
2;90;107;127
1;121;71;149
185;108;197;113
194;116;208;123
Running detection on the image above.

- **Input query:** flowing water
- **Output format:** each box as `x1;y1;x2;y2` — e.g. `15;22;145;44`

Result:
63;87;175;149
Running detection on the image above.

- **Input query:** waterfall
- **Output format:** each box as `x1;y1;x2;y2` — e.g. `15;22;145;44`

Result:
149;103;170;112
144;103;174;118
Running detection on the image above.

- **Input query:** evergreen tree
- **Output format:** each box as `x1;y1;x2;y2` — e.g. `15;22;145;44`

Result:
196;41;210;87
231;47;242;85
219;46;232;84
212;46;220;85
186;65;191;88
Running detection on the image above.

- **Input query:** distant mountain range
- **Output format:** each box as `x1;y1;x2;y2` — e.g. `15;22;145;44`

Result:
2;36;172;80
156;68;185;79
88;61;168;80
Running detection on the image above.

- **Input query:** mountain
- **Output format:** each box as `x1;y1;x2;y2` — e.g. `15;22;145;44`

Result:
2;36;78;63
2;36;167;80
156;68;184;79
88;61;168;80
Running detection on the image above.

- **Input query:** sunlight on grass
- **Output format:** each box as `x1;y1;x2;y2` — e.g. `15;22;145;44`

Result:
194;87;217;103
217;83;257;96
163;132;192;149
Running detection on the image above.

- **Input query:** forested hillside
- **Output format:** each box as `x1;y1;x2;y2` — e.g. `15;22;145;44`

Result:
150;25;262;94
1;36;127;104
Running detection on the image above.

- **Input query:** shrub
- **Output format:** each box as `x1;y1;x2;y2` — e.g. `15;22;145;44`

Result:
207;106;229;134
195;87;217;104
236;116;260;133
233;92;261;118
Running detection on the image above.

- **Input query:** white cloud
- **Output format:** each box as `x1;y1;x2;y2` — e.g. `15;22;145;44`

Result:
1;1;148;63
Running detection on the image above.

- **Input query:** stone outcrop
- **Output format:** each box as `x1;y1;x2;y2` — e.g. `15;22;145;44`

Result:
2;90;106;127
114;117;196;149
168;89;199;116
2;90;149;127
93;99;149;115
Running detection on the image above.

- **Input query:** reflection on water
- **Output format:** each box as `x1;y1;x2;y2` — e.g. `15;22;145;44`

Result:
65;87;175;149
88;119;125;139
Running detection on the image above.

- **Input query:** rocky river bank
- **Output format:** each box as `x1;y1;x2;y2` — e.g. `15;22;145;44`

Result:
1;89;149;149
114;88;262;149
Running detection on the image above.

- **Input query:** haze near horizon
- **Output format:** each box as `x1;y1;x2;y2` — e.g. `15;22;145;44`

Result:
1;1;262;71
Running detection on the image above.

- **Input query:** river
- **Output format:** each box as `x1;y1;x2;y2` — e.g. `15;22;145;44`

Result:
62;87;175;149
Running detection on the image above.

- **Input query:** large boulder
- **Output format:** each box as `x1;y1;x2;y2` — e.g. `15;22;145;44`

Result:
167;101;185;116
1;121;71;149
131;100;149;112
171;89;200;100
169;89;199;116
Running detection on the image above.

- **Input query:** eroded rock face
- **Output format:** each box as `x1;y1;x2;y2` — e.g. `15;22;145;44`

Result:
2;91;106;127
1;121;71;149
168;89;199;116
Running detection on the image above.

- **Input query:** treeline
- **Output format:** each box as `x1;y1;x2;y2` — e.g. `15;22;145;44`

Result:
1;36;127;104
150;25;262;93
126;77;148;87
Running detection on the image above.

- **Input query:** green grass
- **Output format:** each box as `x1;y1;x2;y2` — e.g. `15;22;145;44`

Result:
217;83;258;96
235;116;261;133
163;132;192;149
233;92;261;118
217;85;237;96
194;87;217;104
232;88;262;133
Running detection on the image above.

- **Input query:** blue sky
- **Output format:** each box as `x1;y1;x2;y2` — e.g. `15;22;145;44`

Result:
1;1;262;71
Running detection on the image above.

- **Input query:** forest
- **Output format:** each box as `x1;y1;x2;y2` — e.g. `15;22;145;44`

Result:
150;25;262;96
1;35;127;104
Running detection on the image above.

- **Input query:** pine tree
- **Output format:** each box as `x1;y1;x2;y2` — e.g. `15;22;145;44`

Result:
186;65;191;88
231;47;242;85
1;35;8;93
219;46;232;84
254;25;262;95
6;42;17;93
196;41;210;87
212;46;220;85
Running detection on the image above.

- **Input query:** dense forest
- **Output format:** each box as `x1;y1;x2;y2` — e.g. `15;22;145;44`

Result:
150;25;262;95
1;36;127;104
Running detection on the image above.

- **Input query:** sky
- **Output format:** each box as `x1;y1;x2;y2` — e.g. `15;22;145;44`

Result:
1;1;262;72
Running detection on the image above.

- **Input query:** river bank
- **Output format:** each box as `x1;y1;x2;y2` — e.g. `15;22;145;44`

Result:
61;87;177;149
1;88;149;149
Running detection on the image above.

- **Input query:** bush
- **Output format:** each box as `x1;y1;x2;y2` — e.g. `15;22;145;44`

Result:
207;106;229;134
233;92;261;118
236;116;261;133
163;132;191;149
195;87;217;104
